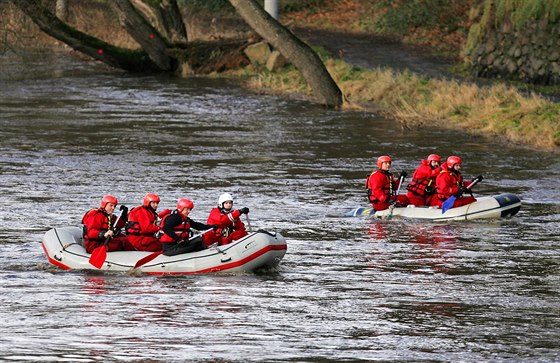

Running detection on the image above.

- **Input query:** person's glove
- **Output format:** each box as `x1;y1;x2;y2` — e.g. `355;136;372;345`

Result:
119;205;128;220
457;186;470;197
154;230;164;239
239;207;250;215
212;224;219;231
424;185;434;194
399;171;407;179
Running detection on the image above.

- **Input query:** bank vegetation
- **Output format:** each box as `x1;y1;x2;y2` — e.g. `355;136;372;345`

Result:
2;0;559;151
235;53;559;151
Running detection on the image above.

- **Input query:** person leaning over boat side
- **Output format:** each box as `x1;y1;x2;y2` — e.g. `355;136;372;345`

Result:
432;156;477;208
159;198;218;256
365;155;409;211
82;195;136;254
406;153;442;207
207;193;249;246
125;193;168;252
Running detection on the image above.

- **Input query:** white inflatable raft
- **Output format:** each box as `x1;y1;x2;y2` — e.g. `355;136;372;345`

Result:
42;227;287;275
346;193;521;221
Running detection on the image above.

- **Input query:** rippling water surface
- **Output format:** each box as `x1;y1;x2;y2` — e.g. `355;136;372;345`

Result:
0;51;559;362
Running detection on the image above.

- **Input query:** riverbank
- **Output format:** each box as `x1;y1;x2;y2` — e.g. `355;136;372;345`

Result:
2;1;558;151
225;35;559;151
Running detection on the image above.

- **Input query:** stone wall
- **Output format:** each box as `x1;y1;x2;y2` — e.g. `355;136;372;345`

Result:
468;16;560;85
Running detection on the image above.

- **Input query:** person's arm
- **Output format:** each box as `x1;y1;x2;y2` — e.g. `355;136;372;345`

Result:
188;218;213;232
208;208;236;227
86;212;106;240
138;209;160;235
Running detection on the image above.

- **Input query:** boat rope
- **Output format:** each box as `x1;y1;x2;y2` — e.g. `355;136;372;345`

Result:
62;242;80;249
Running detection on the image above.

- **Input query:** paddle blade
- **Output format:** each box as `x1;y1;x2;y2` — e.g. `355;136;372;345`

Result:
132;251;163;269
441;195;456;214
89;245;108;269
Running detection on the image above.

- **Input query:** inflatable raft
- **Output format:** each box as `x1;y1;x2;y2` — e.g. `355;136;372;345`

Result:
345;193;521;221
42;227;287;275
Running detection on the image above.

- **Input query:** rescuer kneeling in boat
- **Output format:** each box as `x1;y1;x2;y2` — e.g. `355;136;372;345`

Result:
159;198;218;256
82;195;136;253
433;156;479;208
125;193;167;252
406;153;442;207
366;155;409;211
207;192;249;246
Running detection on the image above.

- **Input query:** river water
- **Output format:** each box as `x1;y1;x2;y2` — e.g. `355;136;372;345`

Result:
0;51;559;362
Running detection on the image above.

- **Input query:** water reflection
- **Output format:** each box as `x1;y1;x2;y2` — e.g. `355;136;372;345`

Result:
366;221;459;274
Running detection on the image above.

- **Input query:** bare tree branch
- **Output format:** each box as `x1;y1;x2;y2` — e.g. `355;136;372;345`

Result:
111;0;174;71
11;0;160;72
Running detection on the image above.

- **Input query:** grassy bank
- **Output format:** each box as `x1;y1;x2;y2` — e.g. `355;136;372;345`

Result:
228;54;559;151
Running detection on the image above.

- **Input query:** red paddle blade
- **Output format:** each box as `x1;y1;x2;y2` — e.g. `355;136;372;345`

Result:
89;245;108;269
133;251;163;269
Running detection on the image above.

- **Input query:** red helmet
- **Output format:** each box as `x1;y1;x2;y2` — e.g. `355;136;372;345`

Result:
377;155;392;169
427;154;441;163
447;155;462;168
177;198;194;212
143;193;160;207
101;195;118;208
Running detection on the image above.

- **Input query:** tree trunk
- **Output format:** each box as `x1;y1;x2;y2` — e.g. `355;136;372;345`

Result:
55;0;68;21
128;0;188;46
228;0;343;108
111;0;174;71
158;0;188;46
11;0;160;72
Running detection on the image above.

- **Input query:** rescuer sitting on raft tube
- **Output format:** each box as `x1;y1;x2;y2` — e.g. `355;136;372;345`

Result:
365;155;410;211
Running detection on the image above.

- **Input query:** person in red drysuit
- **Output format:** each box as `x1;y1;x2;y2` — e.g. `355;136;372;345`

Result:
159;198;218;256
125;193;167;252
207;193;249;245
406;153;442;207
432;155;477;208
82;195;135;253
365;155;409;211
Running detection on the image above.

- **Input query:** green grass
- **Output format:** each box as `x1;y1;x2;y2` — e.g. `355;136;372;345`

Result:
230;52;559;150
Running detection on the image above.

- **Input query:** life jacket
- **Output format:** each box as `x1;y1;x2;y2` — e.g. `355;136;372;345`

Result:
158;210;191;243
125;206;156;235
435;168;464;201
365;170;394;203
407;174;436;197
81;208;110;238
406;160;439;197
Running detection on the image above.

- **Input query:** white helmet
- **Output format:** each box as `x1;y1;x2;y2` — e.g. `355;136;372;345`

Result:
218;193;234;208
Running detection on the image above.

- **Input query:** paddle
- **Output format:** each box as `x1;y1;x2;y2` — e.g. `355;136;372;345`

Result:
387;172;406;215
89;206;126;269
130;228;213;270
246;213;253;232
441;175;484;214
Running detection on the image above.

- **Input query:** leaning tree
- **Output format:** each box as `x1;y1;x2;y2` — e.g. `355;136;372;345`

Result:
12;0;342;107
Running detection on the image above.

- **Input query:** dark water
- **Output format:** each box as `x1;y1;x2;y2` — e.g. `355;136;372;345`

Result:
0;51;559;362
